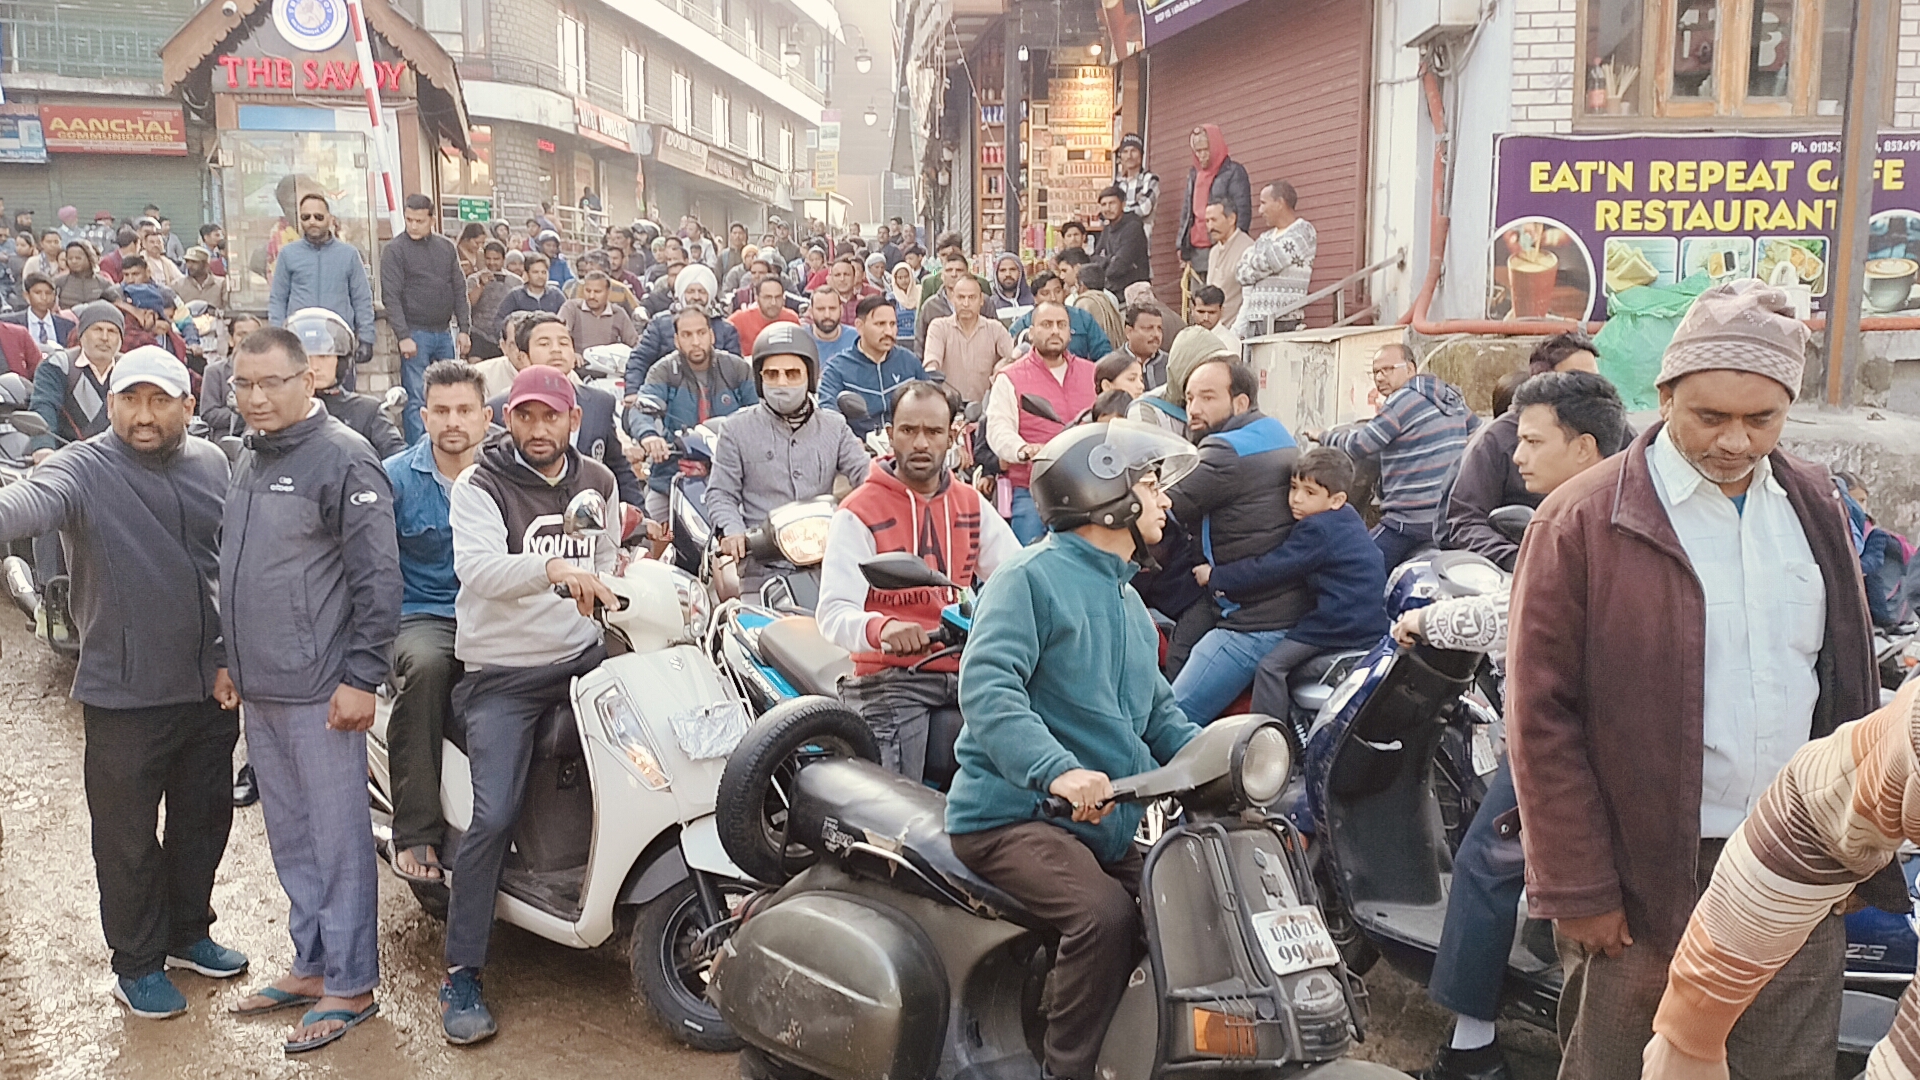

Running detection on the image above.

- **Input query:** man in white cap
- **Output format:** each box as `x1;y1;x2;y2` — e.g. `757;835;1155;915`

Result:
0;345;244;1019
623;261;741;388
1507;279;1877;1080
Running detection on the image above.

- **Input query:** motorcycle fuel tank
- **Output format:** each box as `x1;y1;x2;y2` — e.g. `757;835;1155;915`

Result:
711;891;948;1080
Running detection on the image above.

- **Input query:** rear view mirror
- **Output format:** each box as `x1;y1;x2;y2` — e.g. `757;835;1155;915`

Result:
633;392;667;417
859;551;956;591
563;489;608;539
1489;505;1534;544
835;391;870;421
7;410;49;438
1018;393;1061;423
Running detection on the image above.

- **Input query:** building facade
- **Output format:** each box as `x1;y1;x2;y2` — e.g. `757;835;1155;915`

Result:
417;0;837;242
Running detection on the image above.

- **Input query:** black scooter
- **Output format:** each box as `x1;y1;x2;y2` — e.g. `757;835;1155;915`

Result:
708;700;1408;1080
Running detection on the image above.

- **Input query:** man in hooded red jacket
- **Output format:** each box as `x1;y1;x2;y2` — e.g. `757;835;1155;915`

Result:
818;380;1022;782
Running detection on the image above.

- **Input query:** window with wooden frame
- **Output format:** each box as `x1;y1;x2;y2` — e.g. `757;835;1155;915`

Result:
1577;0;1871;123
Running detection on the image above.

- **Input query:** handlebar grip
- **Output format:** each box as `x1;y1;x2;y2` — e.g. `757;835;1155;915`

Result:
1039;795;1074;819
927;624;951;647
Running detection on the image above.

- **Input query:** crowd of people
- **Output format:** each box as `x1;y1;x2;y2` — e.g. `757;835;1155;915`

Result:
5;124;1919;1080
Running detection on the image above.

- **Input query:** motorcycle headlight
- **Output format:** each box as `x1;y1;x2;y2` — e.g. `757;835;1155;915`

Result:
593;685;671;790
775;515;831;566
1231;722;1291;807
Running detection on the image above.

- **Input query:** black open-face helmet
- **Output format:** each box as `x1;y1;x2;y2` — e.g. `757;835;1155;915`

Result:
1029;418;1198;533
751;321;820;394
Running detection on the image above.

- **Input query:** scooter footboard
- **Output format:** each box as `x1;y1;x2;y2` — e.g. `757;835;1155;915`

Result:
1140;818;1355;1071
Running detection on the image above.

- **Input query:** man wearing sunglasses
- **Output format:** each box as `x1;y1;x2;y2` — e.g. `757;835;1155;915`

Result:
267;192;375;391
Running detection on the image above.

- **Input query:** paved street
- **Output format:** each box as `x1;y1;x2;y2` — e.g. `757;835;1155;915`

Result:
0;613;1558;1079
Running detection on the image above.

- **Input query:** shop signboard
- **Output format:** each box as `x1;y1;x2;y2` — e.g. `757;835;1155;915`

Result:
813;152;839;193
1139;0;1260;47
817;120;841;153
213;12;414;97
574;97;633;152
456;197;493;222
1489;131;1920;321
652;126;779;203
39;105;187;156
0;116;47;164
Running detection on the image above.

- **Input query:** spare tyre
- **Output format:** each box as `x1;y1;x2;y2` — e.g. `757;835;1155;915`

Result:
716;695;879;884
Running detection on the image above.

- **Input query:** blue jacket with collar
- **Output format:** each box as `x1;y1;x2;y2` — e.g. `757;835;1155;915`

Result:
816;344;927;439
383;437;458;619
625;349;758;494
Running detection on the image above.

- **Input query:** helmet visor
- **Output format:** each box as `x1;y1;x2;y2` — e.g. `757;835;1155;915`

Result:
1040;417;1199;490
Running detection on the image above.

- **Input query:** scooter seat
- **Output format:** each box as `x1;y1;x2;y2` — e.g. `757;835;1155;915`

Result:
758;616;853;698
1290;651;1342;685
789;758;1039;925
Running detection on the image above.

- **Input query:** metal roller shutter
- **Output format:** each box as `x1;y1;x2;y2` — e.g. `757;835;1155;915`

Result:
45;155;206;236
0;165;58;230
1144;0;1372;326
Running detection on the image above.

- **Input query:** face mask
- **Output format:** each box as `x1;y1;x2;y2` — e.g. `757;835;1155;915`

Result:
764;385;810;415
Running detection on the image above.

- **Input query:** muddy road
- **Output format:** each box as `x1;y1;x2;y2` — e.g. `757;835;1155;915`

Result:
0;614;1557;1079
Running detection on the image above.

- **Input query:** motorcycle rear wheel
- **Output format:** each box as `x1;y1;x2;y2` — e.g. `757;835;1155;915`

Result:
716;696;880;884
632;877;748;1052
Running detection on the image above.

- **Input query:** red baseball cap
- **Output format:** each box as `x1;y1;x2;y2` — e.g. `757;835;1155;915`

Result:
507;365;576;414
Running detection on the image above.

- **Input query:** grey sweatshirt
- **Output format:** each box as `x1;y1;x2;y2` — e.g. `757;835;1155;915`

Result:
379;231;472;340
0;430;228;709
705;403;869;537
220;404;401;703
449;436;616;668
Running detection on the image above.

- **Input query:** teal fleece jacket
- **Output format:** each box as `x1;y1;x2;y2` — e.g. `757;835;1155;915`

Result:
947;530;1200;863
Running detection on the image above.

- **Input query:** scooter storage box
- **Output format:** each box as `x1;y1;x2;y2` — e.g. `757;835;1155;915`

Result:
1144;820;1353;1066
712;891;948;1080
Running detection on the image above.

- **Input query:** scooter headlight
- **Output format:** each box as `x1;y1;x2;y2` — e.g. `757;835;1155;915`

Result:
594;685;671;790
775;515;831;565
1232;722;1291;807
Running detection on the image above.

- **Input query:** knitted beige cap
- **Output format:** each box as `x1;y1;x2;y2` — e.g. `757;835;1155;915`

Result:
1657;279;1808;400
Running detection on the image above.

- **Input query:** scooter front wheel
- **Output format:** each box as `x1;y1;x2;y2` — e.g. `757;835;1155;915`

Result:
632;877;749;1053
716;696;880;885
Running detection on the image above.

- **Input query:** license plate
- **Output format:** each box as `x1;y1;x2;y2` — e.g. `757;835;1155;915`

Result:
1471;726;1498;777
1249;906;1341;977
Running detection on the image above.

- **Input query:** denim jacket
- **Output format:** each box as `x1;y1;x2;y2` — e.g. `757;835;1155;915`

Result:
384;437;458;619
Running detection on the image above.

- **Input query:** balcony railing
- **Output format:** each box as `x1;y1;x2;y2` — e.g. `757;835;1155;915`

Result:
0;0;186;82
651;0;826;103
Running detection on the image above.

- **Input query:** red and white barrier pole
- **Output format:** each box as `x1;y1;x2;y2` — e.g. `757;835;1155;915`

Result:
346;0;403;236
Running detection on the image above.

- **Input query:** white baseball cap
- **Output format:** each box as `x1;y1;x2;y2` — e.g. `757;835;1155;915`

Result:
108;345;193;398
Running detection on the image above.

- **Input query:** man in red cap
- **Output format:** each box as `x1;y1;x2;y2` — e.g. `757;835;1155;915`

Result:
438;363;618;1045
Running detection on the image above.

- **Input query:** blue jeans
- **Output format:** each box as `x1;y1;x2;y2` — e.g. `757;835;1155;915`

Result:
1428;758;1523;1022
1371;518;1434;573
1010;486;1045;545
401;330;458;444
1170;626;1291;725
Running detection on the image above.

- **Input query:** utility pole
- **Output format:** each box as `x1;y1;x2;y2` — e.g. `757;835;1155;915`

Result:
1003;16;1022;257
1826;0;1895;408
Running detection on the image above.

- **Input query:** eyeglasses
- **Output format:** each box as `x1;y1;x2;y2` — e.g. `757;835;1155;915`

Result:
298;212;328;222
1371;362;1409;378
231;372;305;394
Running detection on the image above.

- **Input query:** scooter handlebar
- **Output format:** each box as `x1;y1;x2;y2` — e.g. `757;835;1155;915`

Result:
1039;795;1074;819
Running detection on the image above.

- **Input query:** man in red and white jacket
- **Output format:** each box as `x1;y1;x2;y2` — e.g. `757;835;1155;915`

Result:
818;381;1021;782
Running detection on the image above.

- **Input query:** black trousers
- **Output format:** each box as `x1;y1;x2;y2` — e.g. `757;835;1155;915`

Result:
83;698;239;978
389;613;459;853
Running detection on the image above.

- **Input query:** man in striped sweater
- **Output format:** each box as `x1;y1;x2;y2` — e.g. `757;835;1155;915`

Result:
1643;678;1919;1080
1306;343;1477;569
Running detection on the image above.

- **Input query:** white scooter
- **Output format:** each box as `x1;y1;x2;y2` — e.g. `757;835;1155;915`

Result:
366;491;756;1051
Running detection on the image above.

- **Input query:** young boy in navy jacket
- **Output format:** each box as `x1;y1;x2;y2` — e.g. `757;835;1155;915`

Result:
1203;446;1388;719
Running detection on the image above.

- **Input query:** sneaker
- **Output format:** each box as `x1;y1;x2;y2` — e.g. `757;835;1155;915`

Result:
1421;1042;1514;1080
439;967;497;1045
166;938;249;978
112;971;188;1019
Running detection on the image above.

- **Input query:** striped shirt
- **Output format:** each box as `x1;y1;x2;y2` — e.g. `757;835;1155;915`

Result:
1646;680;1920;1078
1322;374;1477;528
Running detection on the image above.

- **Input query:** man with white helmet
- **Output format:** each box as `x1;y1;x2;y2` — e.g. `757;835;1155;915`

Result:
285;307;405;458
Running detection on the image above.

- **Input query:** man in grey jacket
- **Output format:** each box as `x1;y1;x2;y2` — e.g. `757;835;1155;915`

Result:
707;323;868;597
220;326;401;1053
267;192;375;391
0;347;245;1020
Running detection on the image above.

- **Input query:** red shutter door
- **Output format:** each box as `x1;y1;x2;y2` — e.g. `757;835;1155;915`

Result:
1145;0;1372;327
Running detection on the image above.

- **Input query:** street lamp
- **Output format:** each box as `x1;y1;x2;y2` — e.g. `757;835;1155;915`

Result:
1090;42;1102;56
1016;44;1028;62
783;37;802;67
855;48;872;73
864;103;878;125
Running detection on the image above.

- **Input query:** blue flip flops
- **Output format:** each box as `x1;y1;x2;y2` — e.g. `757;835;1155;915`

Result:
228;986;319;1016
284;1001;380;1053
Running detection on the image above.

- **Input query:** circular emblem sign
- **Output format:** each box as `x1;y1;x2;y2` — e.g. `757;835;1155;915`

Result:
273;0;349;52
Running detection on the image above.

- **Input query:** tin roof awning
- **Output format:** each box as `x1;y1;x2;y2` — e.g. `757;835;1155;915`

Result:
160;0;471;155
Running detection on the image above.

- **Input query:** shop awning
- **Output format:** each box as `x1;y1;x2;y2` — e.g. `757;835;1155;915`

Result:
160;0;472;155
